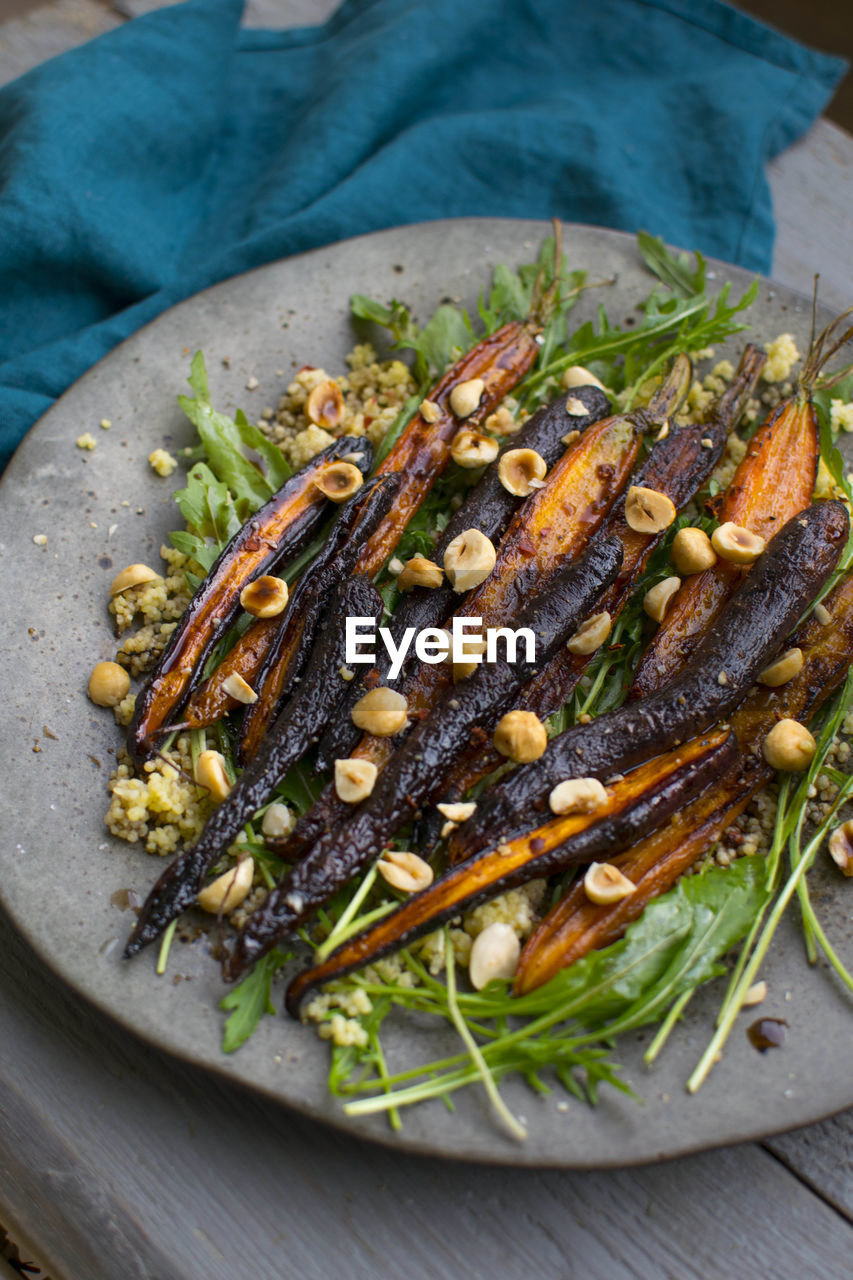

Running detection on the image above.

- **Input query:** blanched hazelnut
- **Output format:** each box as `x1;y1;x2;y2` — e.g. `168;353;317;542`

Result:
351;686;408;736
583;862;636;905
671;527;716;575
828;820;853;876
498;448;547;497
397;555;444;591
485;405;518;435
548;777;607;816
758;647;803;688
561;365;605;391
221;672;258;705
88;661;130;707
261;802;294;840
420;399;441;424
450;429;499;469
306;380;345;429
815;603;832;626
452;632;486;681
643;576;681;623
565;396;589;416
240;575;289;618
763;719;816;771
377;850;434;893
449;377;485;419
334;757;378;804
711;522;765;565
468;922;520;990
313;461;363;502
436;801;477;822
566;611;611;655
625;486;677;535
198;856;254;915
493;710;547;762
109;563;160;596
742;980;768;1007
196;749;232;803
444;529;496;593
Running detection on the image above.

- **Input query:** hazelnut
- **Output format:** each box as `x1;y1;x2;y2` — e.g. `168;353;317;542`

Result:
198;856;254;915
624;486;677;535
484;406;518;435
643;576;682;623
334;757;378;804
468;922;520;990
436;801;477;823
221;672;258;705
711;522;765;565
828;820;853;876
815;603;832;626
449;377;485;418
377;850;434;893
109;563;160;596
583;862;636;905
763;719;816;772
351;686;408;736
313;461;363;502
420;399;441;424
493;710;547;762
196;749;232;803
671;527;717;575
548;777;607;816
758;647;803;688
443;529;496;593
240;575;289;618
305;380;345;429
741;980;768;1007
397;555;444;591
497;448;548;497
566;611;611;656
88;661;130;707
261;802;294;840
452;631;487;681
561;365;605;391
565;396;589;416
450;429;499;469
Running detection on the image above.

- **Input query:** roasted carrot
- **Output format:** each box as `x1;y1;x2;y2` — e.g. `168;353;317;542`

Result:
435;346;764;834
223;538;624;980
355;321;540;578
127;437;372;762
515;569;853;993
448;501;849;859
238;475;402;762
124;573;383;957
284;731;734;1013
314;379;612;771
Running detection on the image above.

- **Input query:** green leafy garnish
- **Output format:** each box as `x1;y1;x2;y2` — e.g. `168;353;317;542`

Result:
178;352;290;519
220;947;291;1053
637;230;706;298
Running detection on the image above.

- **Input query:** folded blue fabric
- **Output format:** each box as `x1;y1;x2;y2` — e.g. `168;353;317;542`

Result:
0;0;845;469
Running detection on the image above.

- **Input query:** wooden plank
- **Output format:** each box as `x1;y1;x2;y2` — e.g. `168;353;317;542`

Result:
766;1112;853;1220
769;120;853;313
0;0;119;88
1;913;851;1280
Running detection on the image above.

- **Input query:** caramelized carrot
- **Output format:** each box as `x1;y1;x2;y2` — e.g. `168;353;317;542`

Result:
515;570;853;993
283;732;733;1012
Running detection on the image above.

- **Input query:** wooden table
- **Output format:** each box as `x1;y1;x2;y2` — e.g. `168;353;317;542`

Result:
1;4;852;1277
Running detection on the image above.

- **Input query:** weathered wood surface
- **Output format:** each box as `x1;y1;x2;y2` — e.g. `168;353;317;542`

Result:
1;2;852;1276
2;910;852;1280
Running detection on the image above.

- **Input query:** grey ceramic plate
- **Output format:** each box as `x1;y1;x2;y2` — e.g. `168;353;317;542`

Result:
1;219;851;1168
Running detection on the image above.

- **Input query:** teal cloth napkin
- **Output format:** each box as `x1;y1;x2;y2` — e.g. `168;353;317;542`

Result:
0;0;845;469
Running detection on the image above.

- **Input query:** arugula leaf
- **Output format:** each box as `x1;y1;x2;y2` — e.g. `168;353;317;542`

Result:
220;947;291;1053
373;393;422;469
179;352;288;519
637;230;706;298
173;461;242;547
